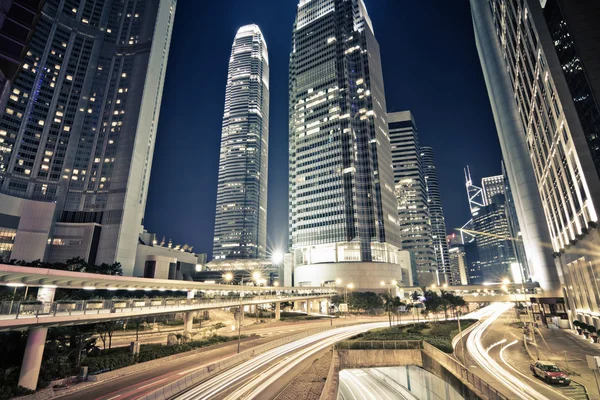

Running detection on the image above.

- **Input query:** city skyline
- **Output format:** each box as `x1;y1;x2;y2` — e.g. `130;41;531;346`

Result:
143;0;503;258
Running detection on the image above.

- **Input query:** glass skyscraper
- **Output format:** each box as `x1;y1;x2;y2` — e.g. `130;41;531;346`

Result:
471;0;600;316
213;25;269;260
389;111;436;286
289;0;402;278
0;0;176;274
421;146;451;284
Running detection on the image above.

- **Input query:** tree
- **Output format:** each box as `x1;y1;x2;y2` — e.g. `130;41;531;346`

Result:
96;321;119;349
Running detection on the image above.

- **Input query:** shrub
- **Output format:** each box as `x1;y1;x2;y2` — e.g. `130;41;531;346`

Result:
573;320;581;327
587;325;596;334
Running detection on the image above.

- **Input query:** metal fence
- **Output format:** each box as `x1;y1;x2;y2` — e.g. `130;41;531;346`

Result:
0;292;331;320
334;340;423;350
422;342;508;400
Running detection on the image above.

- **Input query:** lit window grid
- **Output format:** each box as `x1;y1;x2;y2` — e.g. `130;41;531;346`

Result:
490;0;597;253
289;0;399;260
213;26;269;260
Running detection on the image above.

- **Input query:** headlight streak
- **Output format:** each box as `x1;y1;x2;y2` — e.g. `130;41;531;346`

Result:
466;303;551;400
499;339;571;400
174;307;488;400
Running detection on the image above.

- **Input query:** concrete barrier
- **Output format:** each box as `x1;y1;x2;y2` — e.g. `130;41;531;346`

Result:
139;326;338;400
319;349;339;400
338;349;423;369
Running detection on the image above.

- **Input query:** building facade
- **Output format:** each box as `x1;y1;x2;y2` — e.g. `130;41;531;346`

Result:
470;0;561;295
389;111;436;286
471;0;600;323
0;0;177;275
421;146;451;284
213;24;270;261
0;0;43;110
472;194;517;282
289;0;403;289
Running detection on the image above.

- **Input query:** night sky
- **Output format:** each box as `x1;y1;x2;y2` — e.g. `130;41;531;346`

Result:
144;0;503;258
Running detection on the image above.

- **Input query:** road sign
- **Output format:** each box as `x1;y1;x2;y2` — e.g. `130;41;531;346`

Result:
339;303;348;312
398;306;406;312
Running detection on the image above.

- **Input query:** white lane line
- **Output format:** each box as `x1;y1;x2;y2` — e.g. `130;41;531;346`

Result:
499;340;571;400
106;396;121;400
178;365;206;375
137;378;167;389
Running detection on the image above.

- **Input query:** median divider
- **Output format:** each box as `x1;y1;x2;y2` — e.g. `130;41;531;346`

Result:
452;320;481;350
140;324;353;400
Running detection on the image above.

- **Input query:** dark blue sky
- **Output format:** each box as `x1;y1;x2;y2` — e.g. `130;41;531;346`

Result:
144;0;503;258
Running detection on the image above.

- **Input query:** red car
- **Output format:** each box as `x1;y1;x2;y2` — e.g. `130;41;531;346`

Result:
530;361;571;385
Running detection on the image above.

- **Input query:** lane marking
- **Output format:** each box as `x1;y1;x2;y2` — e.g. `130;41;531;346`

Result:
106;396;121;400
137;378;167;389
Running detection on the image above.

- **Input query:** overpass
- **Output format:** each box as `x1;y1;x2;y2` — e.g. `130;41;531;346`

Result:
0;264;335;390
399;282;541;303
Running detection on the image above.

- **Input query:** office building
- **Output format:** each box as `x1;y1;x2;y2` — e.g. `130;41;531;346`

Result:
390;111;436;286
448;245;468;286
472;193;517;281
0;0;43;109
134;230;206;281
0;0;177;275
481;175;504;206
471;0;600;315
289;0;406;290
421;146;451;284
213;24;270;261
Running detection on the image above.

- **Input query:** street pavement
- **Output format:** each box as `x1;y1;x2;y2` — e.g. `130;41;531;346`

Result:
55;316;385;400
482;309;591;399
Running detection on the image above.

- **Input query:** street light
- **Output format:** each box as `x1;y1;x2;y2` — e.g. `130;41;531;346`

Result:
381;280;398;327
271;251;284;265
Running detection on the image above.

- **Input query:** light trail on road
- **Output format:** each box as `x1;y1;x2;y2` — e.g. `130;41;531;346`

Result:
339;369;418;400
466;303;552;400
174;322;389;400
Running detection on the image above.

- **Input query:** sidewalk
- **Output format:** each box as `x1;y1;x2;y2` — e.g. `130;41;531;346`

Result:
535;326;600;398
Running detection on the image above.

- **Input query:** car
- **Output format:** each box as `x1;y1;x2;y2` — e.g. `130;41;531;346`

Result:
530;361;571;385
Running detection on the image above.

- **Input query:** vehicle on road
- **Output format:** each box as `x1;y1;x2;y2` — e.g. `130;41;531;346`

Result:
530;361;571;385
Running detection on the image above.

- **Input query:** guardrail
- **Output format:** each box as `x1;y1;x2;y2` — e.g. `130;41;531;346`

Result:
0;292;333;320
139;324;358;400
335;340;422;350
422;341;508;400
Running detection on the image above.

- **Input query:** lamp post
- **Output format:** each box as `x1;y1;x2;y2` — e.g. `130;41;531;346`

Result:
237;275;245;354
345;283;354;317
381;280;398;327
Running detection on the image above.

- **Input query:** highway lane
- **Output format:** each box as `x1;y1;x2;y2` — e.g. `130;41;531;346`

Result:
465;303;570;400
55;318;385;400
339;369;417;400
173;322;390;400
172;309;487;400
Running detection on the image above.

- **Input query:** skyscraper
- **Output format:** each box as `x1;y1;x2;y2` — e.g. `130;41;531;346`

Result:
390;111;436;286
289;0;407;289
0;0;43;110
481;175;504;206
212;25;269;261
421;146;451;284
470;0;561;295
471;0;600;313
0;0;177;275
472;193;517;282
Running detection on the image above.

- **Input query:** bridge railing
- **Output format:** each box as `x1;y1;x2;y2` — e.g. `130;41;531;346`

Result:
335;340;423;350
0;291;333;320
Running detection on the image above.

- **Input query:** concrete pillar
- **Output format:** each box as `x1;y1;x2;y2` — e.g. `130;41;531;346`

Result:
18;327;48;390
294;301;301;311
183;311;193;333
275;302;281;320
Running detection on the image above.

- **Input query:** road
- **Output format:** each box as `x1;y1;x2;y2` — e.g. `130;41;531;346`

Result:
55;317;385;400
464;303;579;400
173;322;390;400
339;369;418;400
